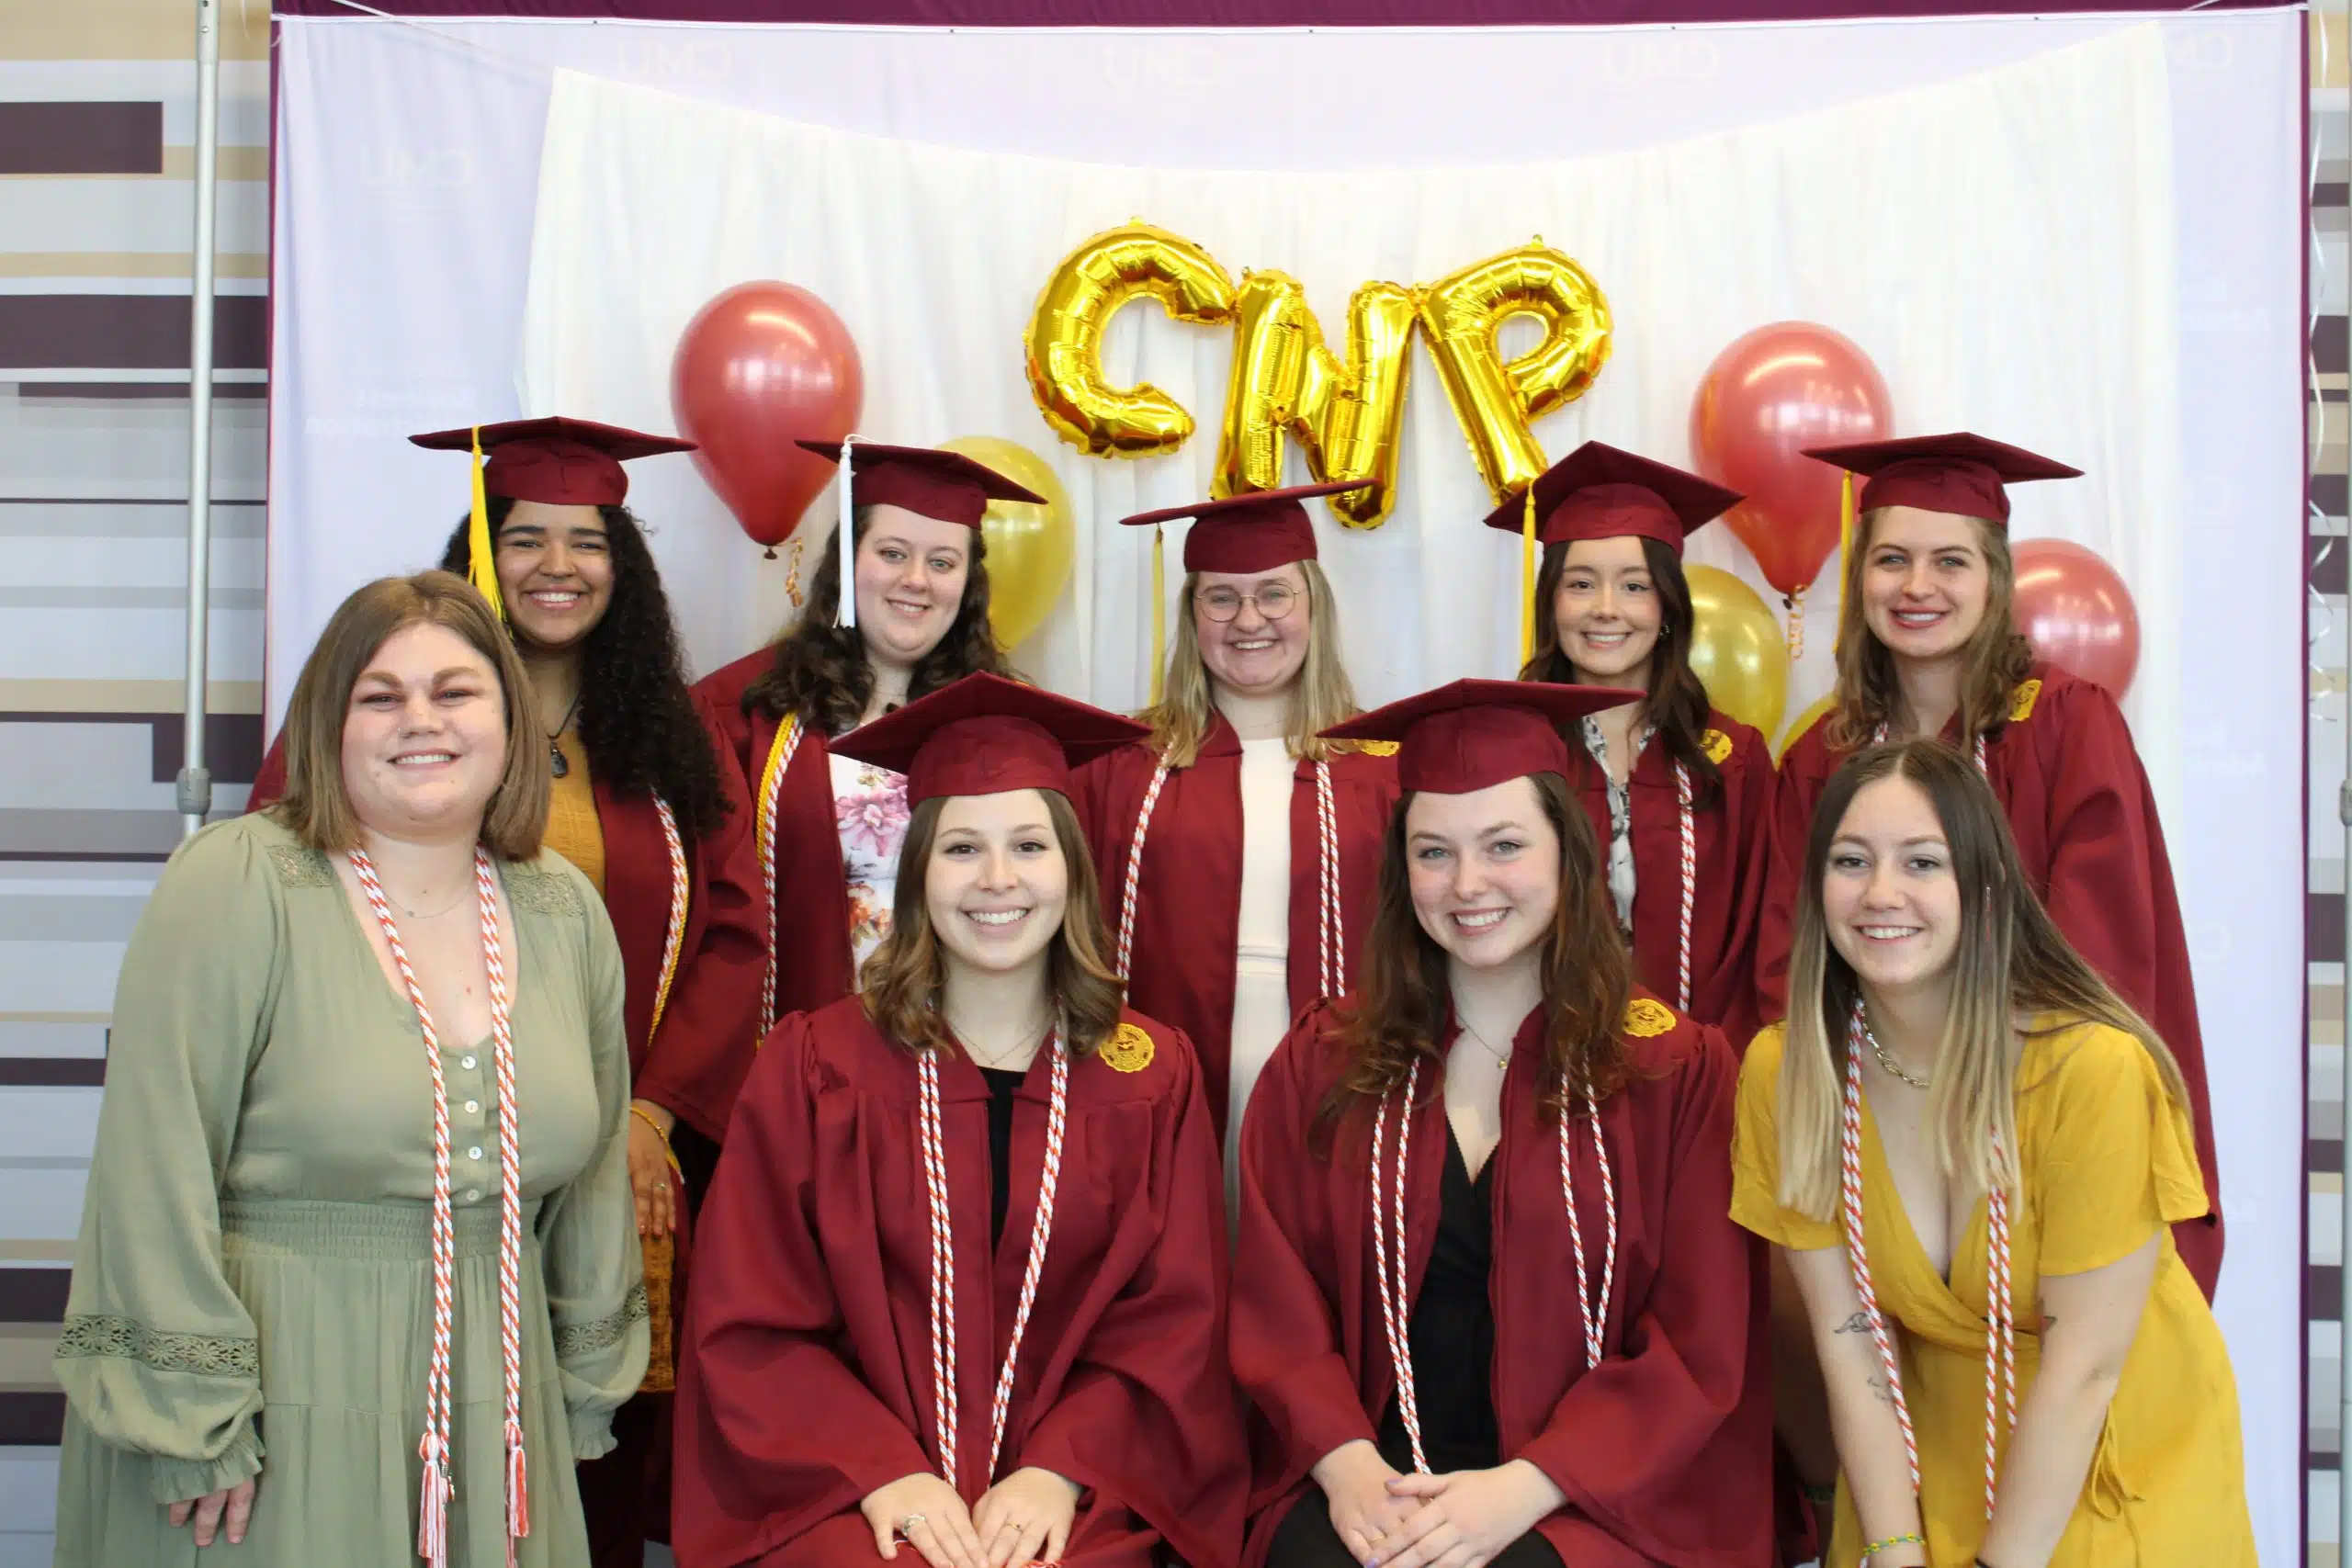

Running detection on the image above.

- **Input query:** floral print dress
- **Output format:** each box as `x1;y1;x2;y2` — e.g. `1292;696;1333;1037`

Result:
830;750;910;976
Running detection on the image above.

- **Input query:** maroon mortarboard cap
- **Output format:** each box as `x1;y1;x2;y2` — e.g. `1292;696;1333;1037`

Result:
794;440;1045;528
1802;432;2082;526
410;417;695;506
831;672;1149;807
1118;481;1372;573
1479;442;1740;556
1319;678;1643;796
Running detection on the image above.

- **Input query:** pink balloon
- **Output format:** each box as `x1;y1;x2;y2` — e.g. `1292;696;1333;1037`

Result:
1690;322;1893;597
2010;538;2140;695
671;282;864;550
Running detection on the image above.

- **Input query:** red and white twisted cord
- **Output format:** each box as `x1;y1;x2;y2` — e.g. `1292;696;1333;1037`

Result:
1671;761;1695;1012
1368;1061;1427;1474
1559;1088;1620;1372
1314;759;1342;999
754;716;806;1033
1841;1006;1921;1492
918;1039;1072;1491
1983;1153;2018;1517
915;1045;960;1485
987;1041;1069;1481
1113;761;1171;981
349;847;526;1568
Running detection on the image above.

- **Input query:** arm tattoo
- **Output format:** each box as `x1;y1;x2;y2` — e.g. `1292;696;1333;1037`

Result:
1834;1311;1873;1335
1866;1373;1895;1407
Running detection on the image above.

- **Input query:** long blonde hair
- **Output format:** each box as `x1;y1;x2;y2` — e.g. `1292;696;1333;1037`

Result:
1138;557;1364;768
1826;508;2036;753
1777;739;2188;1220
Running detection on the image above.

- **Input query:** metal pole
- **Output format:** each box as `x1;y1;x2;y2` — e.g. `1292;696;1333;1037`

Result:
176;0;220;839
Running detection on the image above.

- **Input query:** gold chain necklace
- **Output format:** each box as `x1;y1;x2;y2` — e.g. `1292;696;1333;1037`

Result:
1863;1021;1931;1090
1456;1017;1512;1072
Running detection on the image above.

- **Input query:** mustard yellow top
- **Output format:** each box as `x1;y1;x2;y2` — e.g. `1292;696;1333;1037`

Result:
1731;1017;2252;1568
544;728;605;896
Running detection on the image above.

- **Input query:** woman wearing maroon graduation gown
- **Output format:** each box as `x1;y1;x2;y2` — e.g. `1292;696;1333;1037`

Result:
675;674;1244;1568
1073;483;1398;1161
1498;443;1774;1044
1751;434;2221;1298
696;443;1030;1043
1230;680;1771;1568
247;417;766;1568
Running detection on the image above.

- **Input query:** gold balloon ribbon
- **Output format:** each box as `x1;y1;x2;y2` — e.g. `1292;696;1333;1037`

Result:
1149;525;1167;705
466;425;503;621
1833;468;1857;656
1520;485;1539;667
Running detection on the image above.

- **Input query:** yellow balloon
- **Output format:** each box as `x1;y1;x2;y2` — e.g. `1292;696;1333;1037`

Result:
1416;241;1612;501
1211;269;1419;529
1023;222;1237;458
939;434;1076;651
1685;565;1789;740
1777;691;1837;761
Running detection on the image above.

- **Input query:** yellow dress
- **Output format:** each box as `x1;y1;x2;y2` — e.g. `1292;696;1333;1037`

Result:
1731;1016;2253;1568
543;729;605;895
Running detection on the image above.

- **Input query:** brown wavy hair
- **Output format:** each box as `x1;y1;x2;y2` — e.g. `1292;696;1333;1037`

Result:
1322;771;1634;1134
1775;739;2187;1219
1518;535;1723;803
1825;508;2035;753
860;790;1126;1059
274;571;548;859
743;506;1016;734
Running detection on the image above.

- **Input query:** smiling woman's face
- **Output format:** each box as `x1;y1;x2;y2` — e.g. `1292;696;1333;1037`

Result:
855;506;973;669
338;621;509;837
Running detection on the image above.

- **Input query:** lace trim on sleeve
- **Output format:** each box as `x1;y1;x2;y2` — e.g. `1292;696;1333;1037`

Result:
551;1281;649;1359
505;866;587;918
56;1314;259;1378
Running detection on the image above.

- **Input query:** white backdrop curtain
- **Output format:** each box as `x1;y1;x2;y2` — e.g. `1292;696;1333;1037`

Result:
270;16;2304;1560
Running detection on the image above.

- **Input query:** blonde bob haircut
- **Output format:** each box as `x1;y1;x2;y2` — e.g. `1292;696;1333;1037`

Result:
272;570;549;861
1776;739;2188;1221
1826;507;2036;755
860;789;1127;1060
1140;558;1365;769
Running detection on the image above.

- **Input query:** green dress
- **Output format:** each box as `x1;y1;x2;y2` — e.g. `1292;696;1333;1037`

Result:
52;814;650;1567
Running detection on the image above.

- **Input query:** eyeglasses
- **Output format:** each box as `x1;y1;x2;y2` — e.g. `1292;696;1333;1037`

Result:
1196;582;1302;623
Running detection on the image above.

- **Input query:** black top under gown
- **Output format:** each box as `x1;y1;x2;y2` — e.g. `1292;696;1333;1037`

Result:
1377;1122;1499;1473
981;1065;1024;1247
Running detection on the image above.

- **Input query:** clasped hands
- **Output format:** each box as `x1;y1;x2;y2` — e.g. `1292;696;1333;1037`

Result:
1313;1438;1566;1568
863;1465;1081;1568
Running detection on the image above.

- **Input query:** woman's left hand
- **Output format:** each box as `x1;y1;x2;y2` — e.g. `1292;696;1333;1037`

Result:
1374;1461;1564;1568
970;1465;1080;1568
626;1100;677;1238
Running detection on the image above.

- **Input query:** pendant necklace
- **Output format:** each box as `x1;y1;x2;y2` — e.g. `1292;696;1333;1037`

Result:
1458;1017;1511;1073
546;689;585;779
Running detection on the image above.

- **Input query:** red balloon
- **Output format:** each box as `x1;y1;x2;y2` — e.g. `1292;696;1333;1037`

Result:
671;282;864;550
1690;321;1893;597
2010;538;2140;695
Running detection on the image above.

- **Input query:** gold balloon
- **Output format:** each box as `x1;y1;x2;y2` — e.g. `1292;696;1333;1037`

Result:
1777;691;1837;761
1024;222;1237;458
1417;241;1612;500
939;434;1075;651
1211;270;1419;529
1685;565;1790;740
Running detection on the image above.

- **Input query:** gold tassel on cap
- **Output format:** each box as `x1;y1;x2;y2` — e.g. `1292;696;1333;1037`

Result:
466;425;503;621
1148;525;1167;705
1832;468;1857;656
1519;485;1539;668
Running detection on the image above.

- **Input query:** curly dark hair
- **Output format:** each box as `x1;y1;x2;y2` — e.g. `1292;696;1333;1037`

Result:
442;496;730;845
742;505;1014;733
1519;535;1724;807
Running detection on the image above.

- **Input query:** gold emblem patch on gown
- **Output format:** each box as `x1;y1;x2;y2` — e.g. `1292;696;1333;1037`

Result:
1702;728;1734;764
1623;998;1678;1038
2008;678;2043;723
1101;1021;1156;1073
1355;739;1401;757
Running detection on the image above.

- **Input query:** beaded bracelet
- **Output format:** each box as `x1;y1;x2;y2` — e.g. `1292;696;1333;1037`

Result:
1860;1535;1926;1564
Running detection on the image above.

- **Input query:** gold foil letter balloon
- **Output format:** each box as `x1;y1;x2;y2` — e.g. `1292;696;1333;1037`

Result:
1025;223;1238;457
1417;242;1612;500
1211;270;1419;528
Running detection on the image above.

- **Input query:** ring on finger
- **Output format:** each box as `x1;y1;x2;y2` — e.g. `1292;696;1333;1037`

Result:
896;1513;926;1535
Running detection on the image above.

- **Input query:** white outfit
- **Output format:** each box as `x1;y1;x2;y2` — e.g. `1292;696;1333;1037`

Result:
1227;738;1295;1206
